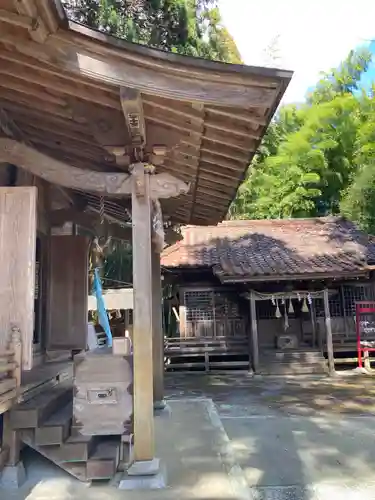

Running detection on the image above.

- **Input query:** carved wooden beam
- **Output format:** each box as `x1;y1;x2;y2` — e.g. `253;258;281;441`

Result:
151;199;165;253
0;138;190;199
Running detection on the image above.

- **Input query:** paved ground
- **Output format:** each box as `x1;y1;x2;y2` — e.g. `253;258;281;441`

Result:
165;372;375;498
2;399;246;500
165;371;375;416
3;372;375;499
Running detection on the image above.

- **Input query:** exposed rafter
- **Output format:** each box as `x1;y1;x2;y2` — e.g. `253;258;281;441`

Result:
0;1;292;225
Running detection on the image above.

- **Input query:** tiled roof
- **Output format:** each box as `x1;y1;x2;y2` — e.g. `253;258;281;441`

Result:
161;217;375;281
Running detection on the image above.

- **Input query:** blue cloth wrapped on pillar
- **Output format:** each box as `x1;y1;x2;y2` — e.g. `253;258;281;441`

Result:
92;267;113;347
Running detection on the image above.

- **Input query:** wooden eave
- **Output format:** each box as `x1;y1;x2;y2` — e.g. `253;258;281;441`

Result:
0;0;293;225
216;270;370;283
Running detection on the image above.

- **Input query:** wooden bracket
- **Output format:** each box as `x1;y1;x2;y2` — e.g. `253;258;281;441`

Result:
120;87;146;151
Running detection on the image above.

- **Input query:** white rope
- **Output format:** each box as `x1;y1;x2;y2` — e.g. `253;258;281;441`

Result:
250;289;326;301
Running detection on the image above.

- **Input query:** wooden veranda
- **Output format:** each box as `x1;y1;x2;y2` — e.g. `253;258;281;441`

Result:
0;0;292;486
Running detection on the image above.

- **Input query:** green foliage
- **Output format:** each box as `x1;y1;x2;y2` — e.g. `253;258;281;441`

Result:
229;47;375;231
102;240;133;288
62;0;241;63
341;88;375;233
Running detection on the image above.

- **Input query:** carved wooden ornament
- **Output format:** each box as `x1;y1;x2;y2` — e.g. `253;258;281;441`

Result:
151;199;165;253
0;138;190;199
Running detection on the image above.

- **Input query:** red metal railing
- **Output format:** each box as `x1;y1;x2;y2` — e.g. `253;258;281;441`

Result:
356;302;375;369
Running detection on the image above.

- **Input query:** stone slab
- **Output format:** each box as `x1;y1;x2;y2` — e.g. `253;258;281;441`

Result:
119;464;166;490
0;462;26;489
153;399;167;411
127;458;160;476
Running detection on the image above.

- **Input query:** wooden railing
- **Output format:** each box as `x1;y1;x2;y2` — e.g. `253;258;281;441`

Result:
0;326;22;415
165;336;250;371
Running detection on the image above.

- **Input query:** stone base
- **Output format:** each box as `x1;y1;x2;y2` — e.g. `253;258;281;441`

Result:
0;462;26;489
154;402;172;418
118;459;166;490
153;399;167;411
276;333;298;350
128;458;160;476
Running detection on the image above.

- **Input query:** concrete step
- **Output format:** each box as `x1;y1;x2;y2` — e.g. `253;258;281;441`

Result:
258;363;328;375
261;351;323;362
258;349;327;375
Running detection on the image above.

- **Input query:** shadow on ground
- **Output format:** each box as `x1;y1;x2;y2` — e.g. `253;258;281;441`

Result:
165;371;375;416
166;372;375;498
4;372;375;500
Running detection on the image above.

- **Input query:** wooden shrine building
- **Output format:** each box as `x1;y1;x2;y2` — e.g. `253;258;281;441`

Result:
0;0;292;486
161;218;375;374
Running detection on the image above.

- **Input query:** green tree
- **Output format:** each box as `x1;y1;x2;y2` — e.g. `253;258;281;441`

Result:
103;240;133;288
341;87;375;232
229;47;373;222
63;0;241;63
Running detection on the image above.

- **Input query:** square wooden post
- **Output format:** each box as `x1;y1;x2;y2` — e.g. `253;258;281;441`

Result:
151;243;165;408
323;288;335;375
1;328;25;487
131;165;155;463
310;301;317;347
249;291;259;373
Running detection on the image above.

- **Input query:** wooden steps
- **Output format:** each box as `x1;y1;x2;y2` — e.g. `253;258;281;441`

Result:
11;382;123;482
34;403;72;445
86;438;120;480
165;336;250;371
11;384;72;429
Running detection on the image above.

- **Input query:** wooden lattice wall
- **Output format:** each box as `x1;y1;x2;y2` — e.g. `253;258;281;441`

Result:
182;288;246;338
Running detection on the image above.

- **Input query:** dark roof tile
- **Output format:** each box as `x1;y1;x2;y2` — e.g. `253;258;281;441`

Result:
161;217;375;280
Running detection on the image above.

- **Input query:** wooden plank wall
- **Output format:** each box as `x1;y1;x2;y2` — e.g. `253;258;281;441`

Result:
46;236;89;351
0;187;37;370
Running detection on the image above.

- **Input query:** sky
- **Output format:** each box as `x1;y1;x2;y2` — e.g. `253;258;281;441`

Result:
219;0;375;104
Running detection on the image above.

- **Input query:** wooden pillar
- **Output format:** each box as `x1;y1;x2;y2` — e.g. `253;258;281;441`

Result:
178;293;186;338
152;243;164;407
323;288;335;375
250;291;259;372
131;165;155;462
310;301;317;348
2;327;22;469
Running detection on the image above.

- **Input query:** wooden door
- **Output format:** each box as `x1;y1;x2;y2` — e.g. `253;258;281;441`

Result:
0;187;37;370
46;235;89;351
